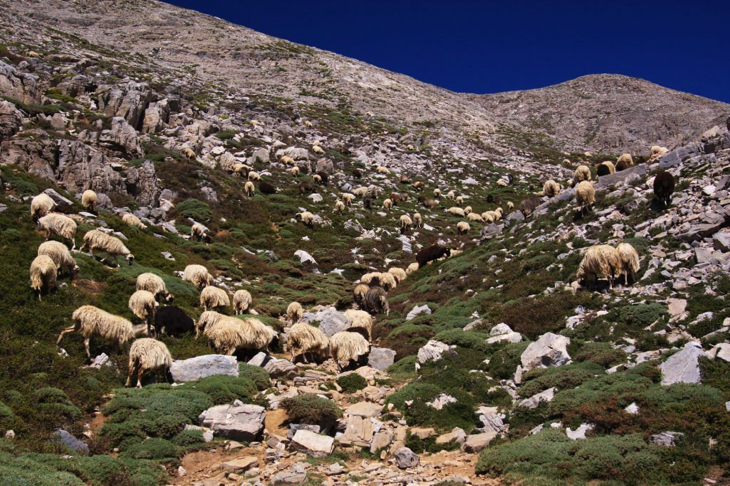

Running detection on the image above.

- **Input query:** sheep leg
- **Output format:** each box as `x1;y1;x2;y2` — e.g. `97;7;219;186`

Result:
136;366;145;388
84;337;91;360
125;361;135;387
165;368;174;384
71;238;76;251
57;325;76;345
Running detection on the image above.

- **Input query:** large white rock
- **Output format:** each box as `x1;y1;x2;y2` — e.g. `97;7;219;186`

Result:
406;304;431;320
417;340;452;364
518;387;556;409
291;430;334;457
461;431;497;453
659;341;703;385
301;307;349;337
170;355;239;382
520;333;571;372
198;401;265;441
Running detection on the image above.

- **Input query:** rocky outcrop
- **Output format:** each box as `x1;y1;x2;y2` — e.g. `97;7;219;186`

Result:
169;355;239;382
0;100;22;142
198;401;266;441
97;81;152;130
0;61;42;104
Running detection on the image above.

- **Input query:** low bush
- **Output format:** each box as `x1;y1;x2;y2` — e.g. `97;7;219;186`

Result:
238;363;272;391
337;373;368;393
179;375;257;405
280;394;342;426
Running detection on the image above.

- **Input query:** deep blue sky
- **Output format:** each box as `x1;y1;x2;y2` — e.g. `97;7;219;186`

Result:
165;0;730;103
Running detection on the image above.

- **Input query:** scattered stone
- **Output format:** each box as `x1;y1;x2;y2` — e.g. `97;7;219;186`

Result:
198;402;266;441
659;341;703;385
395;447;420;469
518;387;556;409
170;354;239;382
417;340;452;364
406;304;431;320
368;347;396;370
520;333;571;372
650;431;684;447
566;423;594;440
291;430;334;457
461;431;497;453
53;429;89;455
218;456;259;473
272;463;307;484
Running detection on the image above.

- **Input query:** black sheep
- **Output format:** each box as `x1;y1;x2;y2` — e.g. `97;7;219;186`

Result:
154;306;195;336
259;181;277;195
316;171;329;185
298;182;314;194
520;197;541;217
416;244;451;268
362;286;390;316
596;162;612;177
352;169;362;179
653;171;675;208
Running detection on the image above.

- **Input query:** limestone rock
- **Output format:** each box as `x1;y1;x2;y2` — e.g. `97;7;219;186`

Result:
170;355;239;382
461;432;497;453
368;347;396;371
291;430;334;457
301;307;349;337
417;340;452;364
659;341;703;385
395;447;419;469
198;402;265;441
521;333;571;372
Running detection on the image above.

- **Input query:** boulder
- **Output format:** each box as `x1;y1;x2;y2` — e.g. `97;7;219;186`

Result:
272;463;307;484
436;427;467;445
0;61;41;104
520;333;571;372
659;341;703;385
301;307;349;337
141;99;170;134
417;340;452;364
100;117;143;157
218;456;259;473
0;100;22;142
406;304;431;320
250;147;270;164
461;432;497;453
42;188;74;212
708;343;730;362
291;430;334;457
169;355;239;382
566;423;594;440
650;431;683;447
370;429;394;453
368;347;396;371
518;387;556;409
346;401;382;418
53;429;89;455
395;447;420;469
198;401;265;441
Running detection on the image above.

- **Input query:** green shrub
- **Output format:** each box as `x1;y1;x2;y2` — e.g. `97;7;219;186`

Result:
171;429;205;448
175;199;212;222
433;329;491;353
123;438;179;461
34;387;82;422
180;375;257;405
519;362;604;398
337;373;368;393
280;394;342;426
488;342;529;380
573;342;627;368
238;363;272;391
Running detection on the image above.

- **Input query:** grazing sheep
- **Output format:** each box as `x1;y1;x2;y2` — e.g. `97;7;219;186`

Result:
136;273;173;303
616;242;640;285
520;197;541;217
191;223;211;243
122;213;147;229
481;211;495;224
496;180;507;187
457;221;470;235
616;153;634;171
313;174;322;185
353;283;370;308
80;229;134;267
494;207;504;220
413;213;423;228
420;198;437;209
248;171;261;181
289;166;300;176
400;174;412;184
299;182;314;194
154;306;195;336
38;241;78;276
233;163;252;177
596;161;616;177
487;194;503;205
343;309;373;340
506;201;514;210
383;198;393;211
129;290;159;336
58;305;135;359
200;286;230;311
312;145;325;155
648;146;668;164
653;171;675;208
244;317;278;353
572;165;592;186
413;181;425;192
389;193;400;206
446;190;456;200
287;301;304;324
296;211;315;227
281;155;296;166
434;189;442;198
285;323;329;363
455;196;463;206
362;286;390;316
575;180;595;217
316;171;329;185
576;245;620;289
352;169;363;179
464;206;473;215
406;262;419;275
467;212;484;222
330;331;370;370
30;254;57;300
360;272;379;286
30;193;56;221
182;264;213;290
400;214;412;234
125;338;173;388
244;181;255;197
378;272;397;291
334;200;346;213
81;190;97;211
543;180;561;197
376;166;390;174
197;311;274;355
447;207;465;217
388;267;407;284
38;213;77;249
259;181;277;195
342;193;354;206
416;244;451;268
304;120;313;128
233;289;253;315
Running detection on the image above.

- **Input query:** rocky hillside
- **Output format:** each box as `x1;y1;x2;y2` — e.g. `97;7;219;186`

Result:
1;0;730;485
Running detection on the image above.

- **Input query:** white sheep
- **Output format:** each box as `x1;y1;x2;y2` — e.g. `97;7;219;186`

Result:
378;272;397;291
122;213;147;230
616;242;640;286
507;201;514;210
128;290;159;336
38;241;78;275
136;273;174;302
30;193;56;221
399;214;412;234
360;272;379;286
383;198;393;211
342;193;354;206
343;309;373;340
576;245;620;289
58;305;135;359
312;145;325;155
464;206;472;215
200;286;230;311
281;155;296;166
80;229;134;266
353;187;368;198
388;267;407;284
182;264;213;289
330;331;370;371
543;180;561;197
125;338;173;388
81;190;98;211
446;190;455;200
30;254;57;300
406;262;419;275
248;171;261;181
455;196;463;206
285;323;329;363
457;221;470;235
191;222;211;243
233;289;253;315
434;188;442;198
447;207;465;217
289;166;300;176
334;200;346;213
196;311;276;354
413;213;423;228
376;166;390;174
244;317;278;353
648;146;668;164
573;165;592;186
244;181;255;197
38;213;77;249
353;283;369;308
313;174;322;184
287;301;303;324
467;212;484;222
575;180;595;217
296;211;315;227
616;153;634;171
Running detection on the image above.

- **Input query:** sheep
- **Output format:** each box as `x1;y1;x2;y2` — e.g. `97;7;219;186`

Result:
576;245;620;289
343;309;373;340
38;241;79;276
487;194;503;205
30;255;57;300
197;311;274;355
259;181;277;195
122;213;147;230
153;306;195;336
352;187;368;198
330;331;370;371
400;174;412;184
244;317;278;353
434;188;442;198
285;323;329;363
334;200;346;213
520;197;541;217
244;181;255;197
648;146;668;164
496;180;507;187
342;193;354;206
281;155;296;166
416;244;451;268
367;185;381;198
389;193;400;206
543;180;561;197
353;283;370;307
596;161;616;177
30;193;56;221
447;207;465;217
455;196;464;206
316;171;329;185
467;212;484;222
191;223;212;243
406;262;419;275
287;301;304;324
289;166;300;176
58;305;135;359
233;163;252;177
248;171;261;181
400;214;412;234
200;286;230;311
616;242;640;286
376;166;390;174
481;211;495;224
233;289;253;315
80;229;134;267
379;198;391;211
129;290;159;336
616;153;634;171
38;213;77;249
304;120;313;128
506;201;514;210
420;198;437;209
312;145;325;155
413;213;423;228
182;264;213;289
125;338;173;388
388;267;407;284
362;286;390;316
378;272;397;291
575;180;595;217
360;272;379;286
457;221;470;235
653;171;675;208
313;174;322;185
136;273;173;303
352;169;363;179
446;190;456;200
464;206;473;215
299;182;314;194
494;207;504;220
296;211;315;227
572;165;592;186
413;181;425;192
81;190;97;211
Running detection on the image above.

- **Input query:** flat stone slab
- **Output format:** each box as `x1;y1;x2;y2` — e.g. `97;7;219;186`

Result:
170;354;239;382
